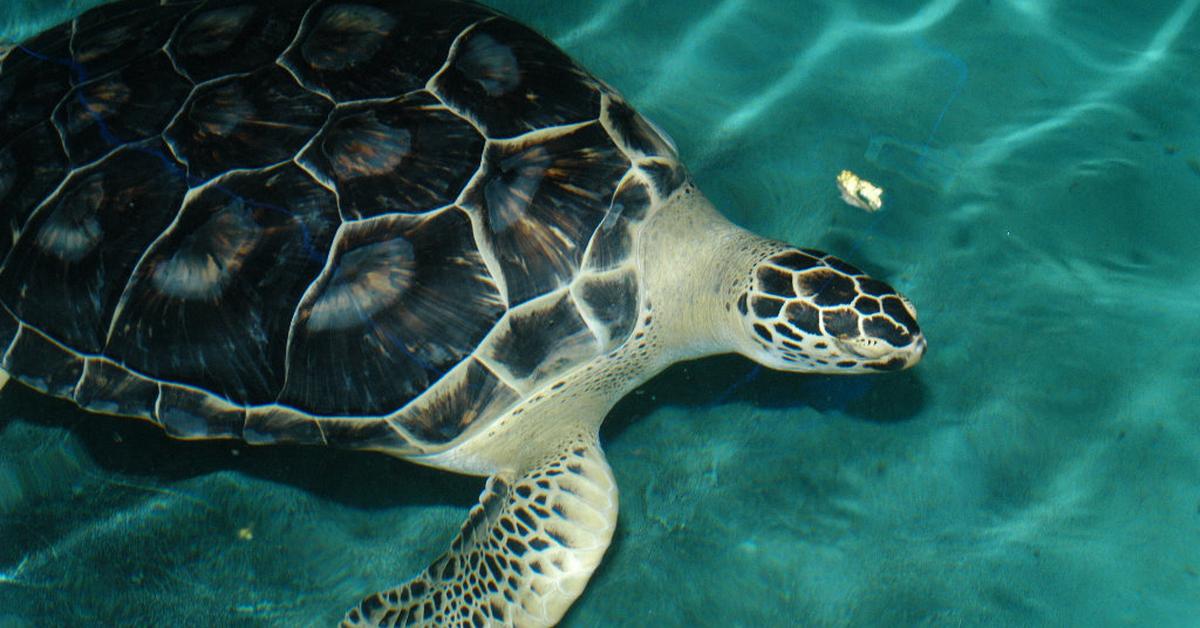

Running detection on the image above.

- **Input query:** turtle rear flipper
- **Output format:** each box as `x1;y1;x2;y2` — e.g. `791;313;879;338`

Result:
343;432;617;627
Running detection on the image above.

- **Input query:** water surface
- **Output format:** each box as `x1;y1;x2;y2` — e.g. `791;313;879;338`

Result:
2;1;1198;625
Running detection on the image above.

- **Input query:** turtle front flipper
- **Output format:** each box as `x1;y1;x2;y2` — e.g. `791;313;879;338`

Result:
343;433;618;627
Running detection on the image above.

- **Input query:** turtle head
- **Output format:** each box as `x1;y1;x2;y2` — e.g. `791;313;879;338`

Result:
731;247;925;374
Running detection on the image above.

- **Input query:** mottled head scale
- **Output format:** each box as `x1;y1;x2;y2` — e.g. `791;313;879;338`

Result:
0;1;927;626
736;247;925;373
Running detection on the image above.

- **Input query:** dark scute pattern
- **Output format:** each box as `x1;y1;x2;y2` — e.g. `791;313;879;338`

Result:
0;26;72;140
798;269;857;306
824;255;863;276
71;1;193;81
755;266;795;298
398;359;520;444
638;158;687;199
171;1;308;82
857;276;895;297
434;17;601;138
784;300;821;335
282;208;504;416
602;95;675;158
0;123;69;260
0;147;187;354
609;174;652;222
821;308;860;339
55;51;192;166
300;91;484;219
165;66;331;181
75;358;158;417
576;271;639;351
773;322;805;342
105;164;339;405
751;295;784;318
863;315;913;347
467;123;630;305
770;250;820;271
854;295;882;315
304;6;393;69
3;326;83;398
285;0;494;101
882;296;920;334
489;293;597;381
581;176;649;272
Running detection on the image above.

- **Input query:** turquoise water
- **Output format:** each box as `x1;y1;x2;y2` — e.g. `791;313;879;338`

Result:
2;0;1199;626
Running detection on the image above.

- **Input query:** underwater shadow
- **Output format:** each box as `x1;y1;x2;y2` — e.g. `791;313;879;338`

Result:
0;383;481;512
601;353;929;442
0;350;928;513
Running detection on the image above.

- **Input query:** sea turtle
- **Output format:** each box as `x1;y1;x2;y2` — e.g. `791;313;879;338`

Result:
0;0;926;625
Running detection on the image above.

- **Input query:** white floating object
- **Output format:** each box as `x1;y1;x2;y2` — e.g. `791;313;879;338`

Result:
837;169;884;212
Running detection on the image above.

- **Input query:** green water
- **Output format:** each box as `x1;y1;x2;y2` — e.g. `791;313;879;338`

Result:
2;0;1199;625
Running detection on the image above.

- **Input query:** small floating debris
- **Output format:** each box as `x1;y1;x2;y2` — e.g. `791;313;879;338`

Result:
837;170;884;212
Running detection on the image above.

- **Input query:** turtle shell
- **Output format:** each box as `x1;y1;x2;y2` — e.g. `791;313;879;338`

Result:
0;0;685;452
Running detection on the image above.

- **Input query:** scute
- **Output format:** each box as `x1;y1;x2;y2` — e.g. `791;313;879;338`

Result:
393;358;520;444
465;122;631;305
282;0;493;102
75;358;158;417
573;270;639;352
482;292;600;385
600;94;677;160
55;51;192;166
170;2;307;82
159;382;246;439
164;66;331;181
105;163;339;405
71;0;194;79
0;0;685;450
3;325;83;398
0;24;72;140
281;208;504;417
0;146;188;354
298;91;484;219
432;17;601;137
0;125;71;248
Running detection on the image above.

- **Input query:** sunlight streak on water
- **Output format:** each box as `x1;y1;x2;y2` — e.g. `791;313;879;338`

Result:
555;0;633;47
966;0;1200;171
634;0;747;104
716;0;963;138
3;1;1200;625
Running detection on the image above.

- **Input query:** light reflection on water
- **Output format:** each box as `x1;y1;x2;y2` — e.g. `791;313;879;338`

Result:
2;0;1199;625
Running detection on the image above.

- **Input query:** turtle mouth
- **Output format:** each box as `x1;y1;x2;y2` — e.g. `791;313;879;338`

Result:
834;336;892;360
833;333;926;370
